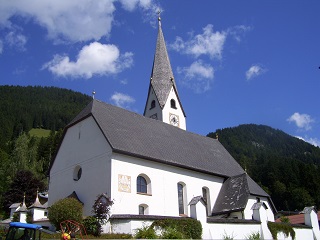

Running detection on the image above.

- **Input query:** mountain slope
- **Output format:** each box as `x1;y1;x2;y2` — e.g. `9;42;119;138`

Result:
0;85;92;151
208;124;320;211
0;85;92;216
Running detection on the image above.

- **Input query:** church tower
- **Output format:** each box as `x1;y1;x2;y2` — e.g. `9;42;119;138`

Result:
143;14;186;130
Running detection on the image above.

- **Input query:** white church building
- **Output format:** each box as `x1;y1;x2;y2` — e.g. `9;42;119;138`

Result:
48;16;320;239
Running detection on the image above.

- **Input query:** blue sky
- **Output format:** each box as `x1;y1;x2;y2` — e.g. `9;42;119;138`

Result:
1;0;319;146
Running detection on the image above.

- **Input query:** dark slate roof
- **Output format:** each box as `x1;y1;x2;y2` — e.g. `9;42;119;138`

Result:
145;20;185;116
212;174;250;215
189;196;205;206
212;173;272;215
251;202;268;210
66;100;245;178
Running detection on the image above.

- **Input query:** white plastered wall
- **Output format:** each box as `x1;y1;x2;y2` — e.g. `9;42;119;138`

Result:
48;116;112;216
245;196;275;222
110;153;223;216
31;208;46;221
162;87;186;130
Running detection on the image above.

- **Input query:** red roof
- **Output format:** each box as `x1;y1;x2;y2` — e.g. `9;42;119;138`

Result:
276;212;320;225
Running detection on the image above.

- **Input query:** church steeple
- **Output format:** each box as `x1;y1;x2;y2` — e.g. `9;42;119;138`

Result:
144;13;186;130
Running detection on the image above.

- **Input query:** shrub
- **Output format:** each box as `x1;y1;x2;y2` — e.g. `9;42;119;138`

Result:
83;216;101;237
152;218;202;239
246;231;260;240
280;216;290;223
48;198;83;230
92;194;113;225
160;226;185;239
267;221;295;240
134;225;157;239
222;230;235;240
26;211;33;223
12;213;19;222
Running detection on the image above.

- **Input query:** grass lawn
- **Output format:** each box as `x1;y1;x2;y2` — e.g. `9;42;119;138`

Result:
29;128;52;138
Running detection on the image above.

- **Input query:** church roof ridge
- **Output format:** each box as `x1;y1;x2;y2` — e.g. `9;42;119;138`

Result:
59;99;245;178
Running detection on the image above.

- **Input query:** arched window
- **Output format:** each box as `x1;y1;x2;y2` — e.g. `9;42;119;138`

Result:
139;204;149;215
177;182;186;215
137;176;147;193
170;99;177;109
150;100;156;109
137;174;152;195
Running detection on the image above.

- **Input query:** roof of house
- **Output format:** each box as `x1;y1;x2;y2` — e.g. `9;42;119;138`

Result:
29;194;45;209
9;203;21;209
189;196;205;206
212;173;272;215
275;207;320;225
64;99;246;178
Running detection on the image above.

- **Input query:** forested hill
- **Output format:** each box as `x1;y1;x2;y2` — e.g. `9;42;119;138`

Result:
1;86;320;215
0;85;91;217
0;85;91;151
208;124;320;212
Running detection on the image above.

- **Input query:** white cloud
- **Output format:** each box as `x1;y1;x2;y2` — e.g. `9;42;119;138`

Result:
0;0;160;43
170;24;227;59
170;23;251;92
287;112;315;131
177;60;214;93
227;25;252;42
43;42;133;78
119;0;152;11
0;40;3;54
246;64;266;80
5;31;27;51
111;92;135;109
296;136;320;147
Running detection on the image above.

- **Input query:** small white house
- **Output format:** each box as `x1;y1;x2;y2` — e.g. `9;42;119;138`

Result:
0;192;49;228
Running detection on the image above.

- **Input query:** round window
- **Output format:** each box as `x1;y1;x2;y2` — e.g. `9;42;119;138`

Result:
73;166;82;181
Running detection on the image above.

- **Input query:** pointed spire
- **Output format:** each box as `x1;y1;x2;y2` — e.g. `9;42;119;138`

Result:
22;193;26;207
29;189;45;209
157;10;161;27
149;13;180;109
16;193;28;212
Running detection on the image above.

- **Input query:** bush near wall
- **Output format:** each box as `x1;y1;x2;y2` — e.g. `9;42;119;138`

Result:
267;221;295;240
151;218;202;239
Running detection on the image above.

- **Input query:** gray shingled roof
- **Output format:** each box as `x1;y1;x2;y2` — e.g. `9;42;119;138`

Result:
212;173;271;215
150;22;175;108
29;196;45;209
67;100;245;178
146;20;185;116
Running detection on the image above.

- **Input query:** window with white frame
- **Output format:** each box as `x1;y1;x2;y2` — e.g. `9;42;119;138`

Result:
137;174;151;195
138;204;149;215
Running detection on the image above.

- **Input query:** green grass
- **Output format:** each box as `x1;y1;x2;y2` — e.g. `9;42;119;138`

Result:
29;128;52;138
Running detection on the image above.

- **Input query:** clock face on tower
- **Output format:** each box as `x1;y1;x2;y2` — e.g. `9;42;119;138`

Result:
169;113;179;127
